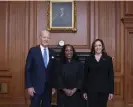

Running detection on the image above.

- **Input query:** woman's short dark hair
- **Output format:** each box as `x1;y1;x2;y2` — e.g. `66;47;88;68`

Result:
91;39;107;55
60;44;78;63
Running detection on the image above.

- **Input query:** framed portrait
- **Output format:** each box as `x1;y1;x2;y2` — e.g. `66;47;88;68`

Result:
47;1;77;32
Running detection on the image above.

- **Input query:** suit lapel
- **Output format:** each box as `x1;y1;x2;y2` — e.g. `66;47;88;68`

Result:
47;48;52;69
36;45;46;69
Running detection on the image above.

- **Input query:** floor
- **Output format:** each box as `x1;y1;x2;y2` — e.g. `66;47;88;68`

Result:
0;100;126;107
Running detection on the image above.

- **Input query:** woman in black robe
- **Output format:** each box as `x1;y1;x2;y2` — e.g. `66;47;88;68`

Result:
56;44;84;107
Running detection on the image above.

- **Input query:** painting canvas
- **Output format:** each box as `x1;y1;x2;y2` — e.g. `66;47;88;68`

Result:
47;1;77;32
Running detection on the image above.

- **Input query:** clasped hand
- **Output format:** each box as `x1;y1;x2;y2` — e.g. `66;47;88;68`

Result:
63;88;77;96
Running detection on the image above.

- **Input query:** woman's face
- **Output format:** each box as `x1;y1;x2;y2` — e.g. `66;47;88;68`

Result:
94;41;103;54
65;45;73;60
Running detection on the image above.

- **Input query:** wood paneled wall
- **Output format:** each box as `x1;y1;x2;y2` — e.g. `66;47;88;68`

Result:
0;1;133;107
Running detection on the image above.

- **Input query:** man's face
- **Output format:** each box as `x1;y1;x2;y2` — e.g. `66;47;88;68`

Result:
40;31;50;47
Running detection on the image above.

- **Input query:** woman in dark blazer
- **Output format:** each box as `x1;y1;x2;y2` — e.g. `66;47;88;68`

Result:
83;39;114;107
56;44;84;107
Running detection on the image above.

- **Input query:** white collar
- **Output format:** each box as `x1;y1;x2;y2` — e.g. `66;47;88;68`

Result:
40;45;48;51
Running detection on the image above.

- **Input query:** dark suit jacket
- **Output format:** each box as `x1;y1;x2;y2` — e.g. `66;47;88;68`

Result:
83;54;114;94
25;45;56;95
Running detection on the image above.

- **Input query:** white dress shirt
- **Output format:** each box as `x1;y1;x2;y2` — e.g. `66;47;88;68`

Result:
40;45;49;64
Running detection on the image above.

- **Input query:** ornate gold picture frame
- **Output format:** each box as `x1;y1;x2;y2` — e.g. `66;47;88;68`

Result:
47;1;77;33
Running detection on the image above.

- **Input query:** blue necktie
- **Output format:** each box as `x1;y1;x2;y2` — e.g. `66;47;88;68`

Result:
43;48;47;67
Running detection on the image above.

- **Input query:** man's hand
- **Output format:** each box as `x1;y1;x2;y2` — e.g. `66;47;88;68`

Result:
52;88;56;95
83;93;87;100
27;87;35;97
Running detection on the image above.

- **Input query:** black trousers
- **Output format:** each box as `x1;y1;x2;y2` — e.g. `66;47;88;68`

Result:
87;92;109;107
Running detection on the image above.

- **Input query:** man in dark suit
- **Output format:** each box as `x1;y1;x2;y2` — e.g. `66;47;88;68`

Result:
25;30;56;107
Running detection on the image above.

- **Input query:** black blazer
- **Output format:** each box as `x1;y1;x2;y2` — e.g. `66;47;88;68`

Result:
25;45;57;94
83;54;114;94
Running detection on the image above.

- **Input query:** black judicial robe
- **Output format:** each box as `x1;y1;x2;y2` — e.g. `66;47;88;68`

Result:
56;60;84;107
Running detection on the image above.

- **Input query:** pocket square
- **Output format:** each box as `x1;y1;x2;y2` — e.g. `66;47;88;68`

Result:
52;56;54;59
